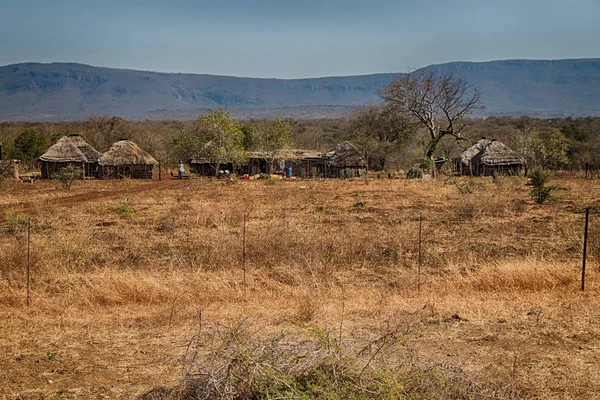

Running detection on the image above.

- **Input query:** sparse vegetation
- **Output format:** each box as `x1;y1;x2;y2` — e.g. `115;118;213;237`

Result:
141;318;504;400
4;209;29;234
115;202;135;218
54;165;80;190
0;176;599;398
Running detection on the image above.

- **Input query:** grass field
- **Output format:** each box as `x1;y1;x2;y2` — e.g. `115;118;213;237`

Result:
1;174;599;399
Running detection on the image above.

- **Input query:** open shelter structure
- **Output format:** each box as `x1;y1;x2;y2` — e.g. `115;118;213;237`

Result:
189;141;368;179
455;139;526;176
244;150;325;177
98;140;157;179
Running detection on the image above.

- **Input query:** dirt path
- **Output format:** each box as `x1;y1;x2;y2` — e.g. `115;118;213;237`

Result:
0;178;183;221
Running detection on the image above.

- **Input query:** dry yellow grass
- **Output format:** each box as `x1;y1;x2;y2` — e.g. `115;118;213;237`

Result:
1;174;599;398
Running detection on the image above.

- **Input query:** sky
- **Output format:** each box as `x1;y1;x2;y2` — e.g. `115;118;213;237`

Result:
0;0;598;78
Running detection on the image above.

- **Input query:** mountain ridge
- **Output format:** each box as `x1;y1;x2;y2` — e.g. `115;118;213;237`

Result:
1;58;599;121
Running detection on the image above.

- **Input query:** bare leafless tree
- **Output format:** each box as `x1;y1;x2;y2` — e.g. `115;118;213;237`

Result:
379;70;482;167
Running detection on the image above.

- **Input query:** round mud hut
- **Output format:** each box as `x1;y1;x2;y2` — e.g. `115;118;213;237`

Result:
325;141;368;178
39;136;87;179
455;139;527;176
68;134;102;178
98;140;157;179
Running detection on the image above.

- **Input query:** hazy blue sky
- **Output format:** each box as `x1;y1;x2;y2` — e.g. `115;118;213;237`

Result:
0;0;598;78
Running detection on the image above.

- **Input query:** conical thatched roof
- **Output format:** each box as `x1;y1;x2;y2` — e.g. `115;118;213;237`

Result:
68;134;102;163
98;140;157;166
39;136;87;163
457;139;526;167
326;141;368;168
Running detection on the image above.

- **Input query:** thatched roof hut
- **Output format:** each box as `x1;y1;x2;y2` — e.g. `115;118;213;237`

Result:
456;139;526;176
68;134;101;163
326;141;367;168
325;141;367;178
67;134;101;177
39;136;87;179
98;140;157;179
40;136;87;164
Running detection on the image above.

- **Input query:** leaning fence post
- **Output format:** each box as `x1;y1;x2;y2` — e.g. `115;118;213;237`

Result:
582;208;590;291
418;212;422;292
26;217;31;307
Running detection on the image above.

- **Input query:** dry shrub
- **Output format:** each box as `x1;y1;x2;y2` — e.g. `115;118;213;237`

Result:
557;220;584;256
456;200;479;220
452;260;577;293
37;272;176;307
0;238;26;283
140;317;512;400
511;198;527;215
0;281;24;306
586;214;600;263
294;292;319;322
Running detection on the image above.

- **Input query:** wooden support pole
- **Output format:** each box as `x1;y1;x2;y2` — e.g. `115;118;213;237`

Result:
26;217;31;307
158;161;162;181
582;208;590;291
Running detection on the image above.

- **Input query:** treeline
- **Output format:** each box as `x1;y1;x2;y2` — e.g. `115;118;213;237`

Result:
1;112;600;172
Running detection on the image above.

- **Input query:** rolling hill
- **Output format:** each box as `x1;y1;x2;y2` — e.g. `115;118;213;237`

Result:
0;59;599;121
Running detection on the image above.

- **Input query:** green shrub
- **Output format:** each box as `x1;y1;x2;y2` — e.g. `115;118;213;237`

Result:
455;180;485;195
54;165;81;190
353;193;365;208
528;169;555;205
406;166;423;179
115;203;135;218
420;157;435;172
5;210;29;234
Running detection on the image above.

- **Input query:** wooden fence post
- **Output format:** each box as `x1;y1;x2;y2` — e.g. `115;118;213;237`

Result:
582;208;590;291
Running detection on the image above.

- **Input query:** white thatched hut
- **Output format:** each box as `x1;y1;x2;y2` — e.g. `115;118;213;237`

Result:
456;139;526;176
39;136;87;179
98;140;157;179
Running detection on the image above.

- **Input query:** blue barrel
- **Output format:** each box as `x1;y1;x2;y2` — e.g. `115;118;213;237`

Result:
285;167;292;177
